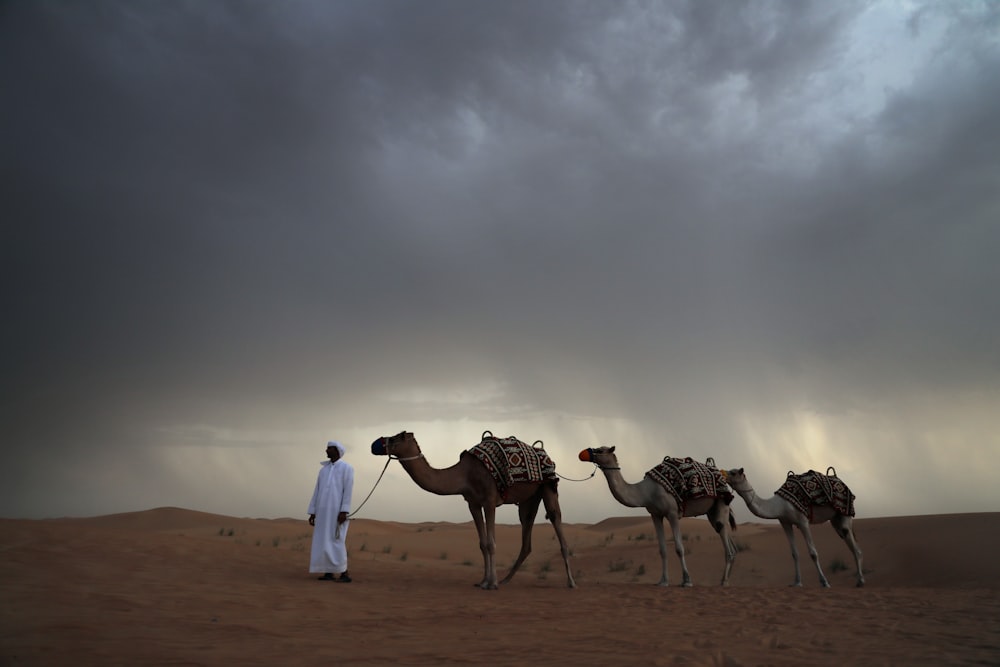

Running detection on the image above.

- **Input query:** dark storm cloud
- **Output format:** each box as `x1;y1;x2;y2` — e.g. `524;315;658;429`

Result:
2;1;998;519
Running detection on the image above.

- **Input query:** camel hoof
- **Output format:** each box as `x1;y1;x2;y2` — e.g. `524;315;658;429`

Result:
856;581;865;588
681;581;694;588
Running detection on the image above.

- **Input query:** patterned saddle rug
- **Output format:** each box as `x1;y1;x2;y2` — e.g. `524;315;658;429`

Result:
644;456;732;512
775;467;856;519
463;431;558;500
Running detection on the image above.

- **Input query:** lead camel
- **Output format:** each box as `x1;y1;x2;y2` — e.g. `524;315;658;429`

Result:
371;431;576;590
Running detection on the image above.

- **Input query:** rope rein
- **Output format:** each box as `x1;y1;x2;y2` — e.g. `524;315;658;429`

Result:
556;465;601;482
344;457;393;520
343;453;424;520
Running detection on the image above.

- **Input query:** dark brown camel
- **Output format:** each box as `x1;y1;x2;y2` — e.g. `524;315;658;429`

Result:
371;431;576;589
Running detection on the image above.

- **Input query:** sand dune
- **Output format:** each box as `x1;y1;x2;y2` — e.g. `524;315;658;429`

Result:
2;509;998;665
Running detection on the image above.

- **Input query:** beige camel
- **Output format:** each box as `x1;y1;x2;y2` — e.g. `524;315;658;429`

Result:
371;431;576;590
723;467;864;587
578;446;737;587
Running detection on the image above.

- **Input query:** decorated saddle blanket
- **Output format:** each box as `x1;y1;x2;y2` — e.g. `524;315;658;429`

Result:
463;433;558;497
775;469;856;518
644;457;732;510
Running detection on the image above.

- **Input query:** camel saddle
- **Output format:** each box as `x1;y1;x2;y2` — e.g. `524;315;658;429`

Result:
644;456;733;512
463;432;558;501
775;467;856;519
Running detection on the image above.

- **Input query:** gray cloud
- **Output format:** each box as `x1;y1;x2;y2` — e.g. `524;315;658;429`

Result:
2;1;998;521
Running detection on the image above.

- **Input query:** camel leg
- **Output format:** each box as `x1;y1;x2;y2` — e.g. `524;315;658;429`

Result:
780;520;804;587
794;518;830;588
709;503;736;586
666;513;693;587
500;496;540;585
541;485;576;588
468;501;497;590
832;514;865;587
482;502;499;589
650;514;670;586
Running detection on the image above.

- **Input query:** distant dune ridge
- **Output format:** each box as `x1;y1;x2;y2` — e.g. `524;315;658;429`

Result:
2;509;999;665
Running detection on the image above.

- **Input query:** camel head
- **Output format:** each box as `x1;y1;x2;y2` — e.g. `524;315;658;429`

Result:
578;445;618;469
371;431;418;457
721;468;748;490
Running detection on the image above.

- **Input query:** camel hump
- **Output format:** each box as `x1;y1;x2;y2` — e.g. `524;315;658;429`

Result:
826;466;838;477
532;440;544;449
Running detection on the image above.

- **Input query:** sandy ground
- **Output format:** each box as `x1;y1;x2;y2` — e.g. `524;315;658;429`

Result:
2;507;998;666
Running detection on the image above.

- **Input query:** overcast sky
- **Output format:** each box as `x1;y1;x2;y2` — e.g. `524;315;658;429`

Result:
2;1;998;525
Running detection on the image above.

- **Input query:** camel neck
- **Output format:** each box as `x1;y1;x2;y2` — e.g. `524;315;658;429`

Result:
734;484;784;520
599;467;647;508
398;453;465;497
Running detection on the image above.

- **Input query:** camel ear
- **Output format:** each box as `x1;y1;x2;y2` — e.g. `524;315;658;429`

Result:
609;446;616;453
737;467;743;474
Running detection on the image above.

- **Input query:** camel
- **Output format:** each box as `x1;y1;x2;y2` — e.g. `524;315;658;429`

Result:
578;446;737;587
722;467;864;587
371;431;576;590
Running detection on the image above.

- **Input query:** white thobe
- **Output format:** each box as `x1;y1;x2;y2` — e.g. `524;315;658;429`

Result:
308;459;354;574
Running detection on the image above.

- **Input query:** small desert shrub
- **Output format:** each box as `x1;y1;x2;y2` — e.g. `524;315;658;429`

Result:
255;540;261;547
538;561;552;573
359;543;367;552
227;529;235;537
636;564;646;576
400;552;408;561
462;559;473;566
272;537;281;547
382;545;392;554
733;540;751;553
218;528;225;536
608;559;630;572
829;557;848;573
440;552;448;560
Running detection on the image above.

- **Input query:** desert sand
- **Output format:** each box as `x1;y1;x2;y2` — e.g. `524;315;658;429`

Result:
2;508;998;666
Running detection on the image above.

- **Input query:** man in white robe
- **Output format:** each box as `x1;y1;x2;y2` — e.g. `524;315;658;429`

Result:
308;440;355;581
